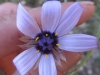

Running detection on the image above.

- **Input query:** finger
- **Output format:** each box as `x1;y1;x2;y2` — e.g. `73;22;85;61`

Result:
29;1;95;26
0;2;31;15
0;2;31;59
0;15;22;59
0;1;95;60
61;1;95;25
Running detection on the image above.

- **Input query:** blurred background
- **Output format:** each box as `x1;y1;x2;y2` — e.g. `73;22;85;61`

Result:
0;0;100;75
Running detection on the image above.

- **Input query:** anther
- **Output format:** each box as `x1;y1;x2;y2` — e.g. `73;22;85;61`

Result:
55;32;58;36
46;34;48;36
35;37;39;41
56;44;60;46
36;50;40;53
46;54;48;58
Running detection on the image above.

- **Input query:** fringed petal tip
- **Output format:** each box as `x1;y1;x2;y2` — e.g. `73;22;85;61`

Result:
58;34;98;52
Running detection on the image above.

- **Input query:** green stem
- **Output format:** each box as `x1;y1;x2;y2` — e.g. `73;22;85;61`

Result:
94;13;100;21
96;25;100;39
69;51;93;75
69;25;100;75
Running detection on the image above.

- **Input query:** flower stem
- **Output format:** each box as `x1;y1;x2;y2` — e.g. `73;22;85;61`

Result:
69;51;93;75
69;25;100;75
96;25;100;39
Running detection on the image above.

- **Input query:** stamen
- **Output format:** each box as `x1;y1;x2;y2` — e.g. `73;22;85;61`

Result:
46;54;48;58
36;50;40;53
35;37;39;41
46;34;48;36
56;44;60;46
55;32;58;36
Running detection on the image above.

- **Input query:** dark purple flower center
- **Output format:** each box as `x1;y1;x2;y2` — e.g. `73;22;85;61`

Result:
35;31;58;54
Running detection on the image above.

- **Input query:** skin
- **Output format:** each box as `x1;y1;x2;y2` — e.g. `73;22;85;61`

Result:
0;1;95;75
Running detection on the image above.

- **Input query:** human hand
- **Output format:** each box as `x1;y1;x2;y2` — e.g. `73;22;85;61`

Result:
0;1;95;75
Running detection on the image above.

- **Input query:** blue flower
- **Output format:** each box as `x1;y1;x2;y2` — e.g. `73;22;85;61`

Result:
13;1;97;75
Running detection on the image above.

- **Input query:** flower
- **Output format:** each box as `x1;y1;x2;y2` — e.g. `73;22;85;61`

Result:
13;1;98;75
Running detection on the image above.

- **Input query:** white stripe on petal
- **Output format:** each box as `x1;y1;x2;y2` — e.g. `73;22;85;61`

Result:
56;2;83;36
13;47;41;75
41;1;61;32
39;54;57;75
17;3;41;38
58;34;98;52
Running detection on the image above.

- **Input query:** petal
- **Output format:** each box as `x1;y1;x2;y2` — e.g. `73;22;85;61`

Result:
58;34;98;52
41;1;61;32
17;3;41;38
13;47;41;75
39;54;57;75
56;2;83;36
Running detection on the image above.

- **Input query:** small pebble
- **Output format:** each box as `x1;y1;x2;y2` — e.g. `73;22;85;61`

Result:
79;66;84;72
21;0;26;5
87;69;93;75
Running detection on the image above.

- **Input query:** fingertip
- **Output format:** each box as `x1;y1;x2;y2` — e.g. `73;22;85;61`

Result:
77;1;95;25
61;1;95;26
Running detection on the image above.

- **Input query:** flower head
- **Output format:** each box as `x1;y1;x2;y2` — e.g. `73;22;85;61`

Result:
13;1;98;75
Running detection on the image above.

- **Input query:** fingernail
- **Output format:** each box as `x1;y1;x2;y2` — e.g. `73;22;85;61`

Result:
79;1;94;5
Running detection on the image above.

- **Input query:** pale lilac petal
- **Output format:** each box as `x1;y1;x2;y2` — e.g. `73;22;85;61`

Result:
39;54;57;75
41;1;61;32
58;34;98;52
56;2;83;36
33;59;40;70
17;3;41;38
13;47;41;75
